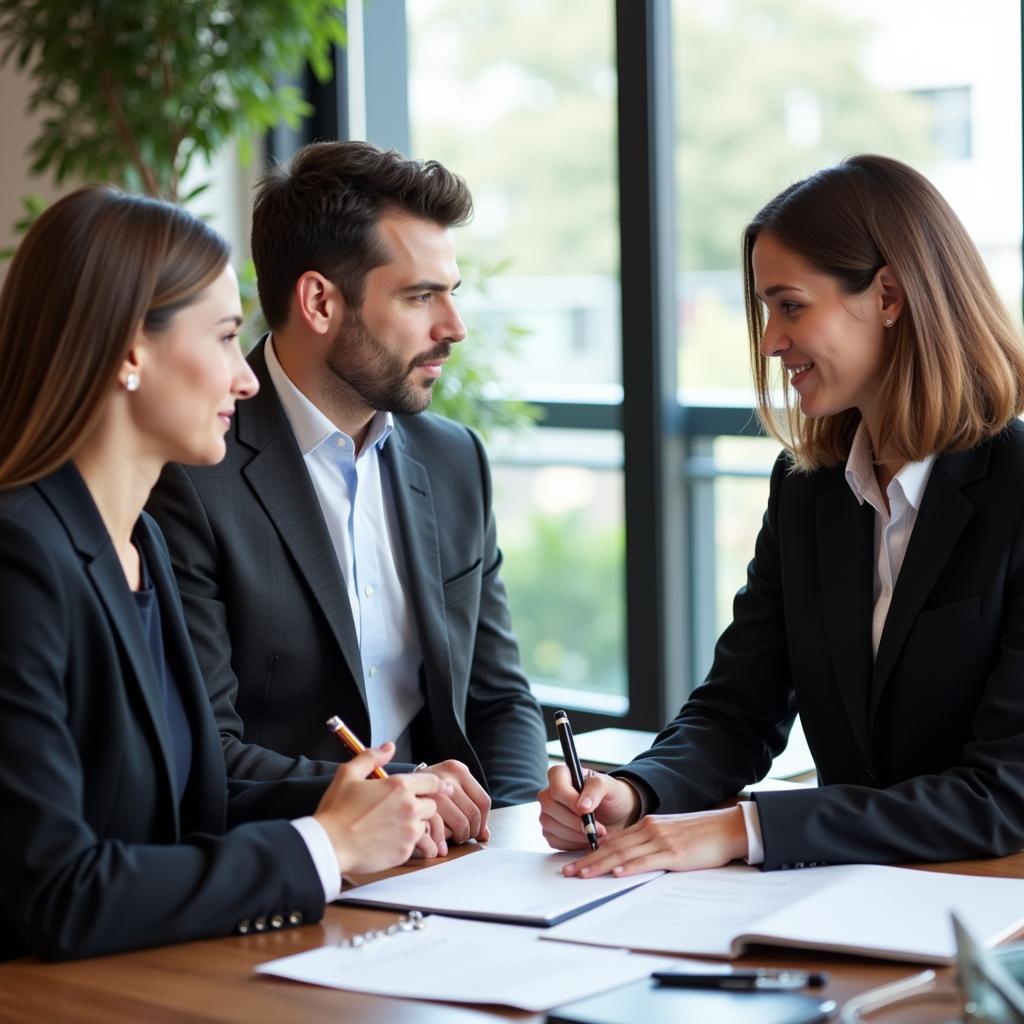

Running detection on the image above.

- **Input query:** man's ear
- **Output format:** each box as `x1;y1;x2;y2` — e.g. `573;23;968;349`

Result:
294;272;344;336
875;265;905;325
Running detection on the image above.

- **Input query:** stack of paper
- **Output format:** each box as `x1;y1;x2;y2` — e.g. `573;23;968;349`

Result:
258;833;1024;1009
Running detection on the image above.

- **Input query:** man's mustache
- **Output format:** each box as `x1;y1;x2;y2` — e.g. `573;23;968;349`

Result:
411;343;452;369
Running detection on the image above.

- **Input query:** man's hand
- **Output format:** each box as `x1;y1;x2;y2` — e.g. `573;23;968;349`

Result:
413;760;491;851
538;764;641;850
314;743;452;873
561;806;749;877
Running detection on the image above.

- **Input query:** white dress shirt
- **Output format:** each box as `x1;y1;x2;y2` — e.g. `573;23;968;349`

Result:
844;423;936;657
742;425;936;864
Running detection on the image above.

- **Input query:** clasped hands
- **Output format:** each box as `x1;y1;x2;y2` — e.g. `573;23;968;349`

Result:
313;745;491;873
538;764;749;877
410;757;492;858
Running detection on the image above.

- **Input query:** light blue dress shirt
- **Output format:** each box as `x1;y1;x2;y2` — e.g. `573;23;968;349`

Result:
264;338;425;760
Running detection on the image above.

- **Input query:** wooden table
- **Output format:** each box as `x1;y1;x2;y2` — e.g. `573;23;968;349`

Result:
0;802;1020;1023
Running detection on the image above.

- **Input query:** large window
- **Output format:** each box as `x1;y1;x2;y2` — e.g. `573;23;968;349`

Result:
675;0;1022;403
329;0;1023;731
673;0;1023;658
407;0;628;710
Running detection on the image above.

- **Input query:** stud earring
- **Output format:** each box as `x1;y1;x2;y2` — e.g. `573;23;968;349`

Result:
884;319;895;328
125;372;140;392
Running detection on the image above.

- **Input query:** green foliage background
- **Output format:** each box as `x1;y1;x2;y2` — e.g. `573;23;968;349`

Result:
502;510;624;696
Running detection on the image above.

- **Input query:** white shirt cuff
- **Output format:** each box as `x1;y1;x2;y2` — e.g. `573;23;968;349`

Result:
739;800;765;865
291;817;342;902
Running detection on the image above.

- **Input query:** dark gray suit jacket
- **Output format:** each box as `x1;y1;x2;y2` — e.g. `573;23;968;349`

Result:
617;422;1024;869
0;464;327;961
147;340;547;806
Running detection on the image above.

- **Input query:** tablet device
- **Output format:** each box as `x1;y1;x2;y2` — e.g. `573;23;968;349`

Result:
546;978;836;1024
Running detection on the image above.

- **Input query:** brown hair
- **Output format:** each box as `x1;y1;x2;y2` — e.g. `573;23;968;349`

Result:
251;140;473;330
743;154;1024;470
0;186;229;488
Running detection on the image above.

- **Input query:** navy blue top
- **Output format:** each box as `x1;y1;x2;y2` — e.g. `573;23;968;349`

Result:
132;547;192;804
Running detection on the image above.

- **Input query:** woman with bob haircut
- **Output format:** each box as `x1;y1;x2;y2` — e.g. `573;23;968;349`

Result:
540;154;1024;875
0;185;449;961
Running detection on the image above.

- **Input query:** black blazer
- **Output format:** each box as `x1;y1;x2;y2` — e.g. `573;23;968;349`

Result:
0;464;328;961
146;340;548;806
618;423;1024;869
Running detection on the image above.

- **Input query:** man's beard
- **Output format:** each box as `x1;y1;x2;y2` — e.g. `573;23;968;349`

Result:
324;308;451;416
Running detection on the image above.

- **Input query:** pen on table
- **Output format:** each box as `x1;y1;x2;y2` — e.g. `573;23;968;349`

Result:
326;715;388;780
553;709;599;851
652;968;828;991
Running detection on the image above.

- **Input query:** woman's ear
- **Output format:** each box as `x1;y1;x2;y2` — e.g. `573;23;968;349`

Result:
117;327;146;393
876;265;904;327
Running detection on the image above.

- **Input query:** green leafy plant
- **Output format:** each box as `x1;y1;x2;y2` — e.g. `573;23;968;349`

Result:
0;0;346;201
0;192;45;259
0;1;348;333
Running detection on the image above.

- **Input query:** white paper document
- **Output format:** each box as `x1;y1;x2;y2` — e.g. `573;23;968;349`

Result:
543;863;1024;964
256;916;674;1011
337;847;662;925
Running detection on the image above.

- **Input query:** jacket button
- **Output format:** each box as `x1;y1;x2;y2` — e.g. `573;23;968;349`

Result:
237;919;251;934
254;917;268;932
270;915;284;929
860;769;875;786
288;911;303;926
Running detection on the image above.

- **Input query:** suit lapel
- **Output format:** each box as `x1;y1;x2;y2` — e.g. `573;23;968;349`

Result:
816;477;875;762
137;519;225;834
870;443;986;716
383;426;455;700
238;341;367;709
37;465;179;819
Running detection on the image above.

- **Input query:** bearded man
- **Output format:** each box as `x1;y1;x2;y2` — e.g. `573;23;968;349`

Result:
148;142;547;854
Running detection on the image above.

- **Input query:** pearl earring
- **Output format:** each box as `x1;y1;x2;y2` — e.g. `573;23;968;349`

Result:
884;319;894;328
125;372;140;392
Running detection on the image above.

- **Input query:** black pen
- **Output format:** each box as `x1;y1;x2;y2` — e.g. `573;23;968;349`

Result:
652;968;827;991
554;710;599;851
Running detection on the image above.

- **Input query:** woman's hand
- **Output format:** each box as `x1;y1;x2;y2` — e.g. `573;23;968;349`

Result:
538;765;641;850
313;742;451;873
561;805;749;877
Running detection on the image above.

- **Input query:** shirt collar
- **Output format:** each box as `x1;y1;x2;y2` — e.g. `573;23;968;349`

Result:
844;421;935;511
264;336;393;456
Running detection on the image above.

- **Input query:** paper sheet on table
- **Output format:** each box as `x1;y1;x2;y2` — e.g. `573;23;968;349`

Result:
337;848;662;925
543;862;1024;963
256;916;677;1011
544;864;837;956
